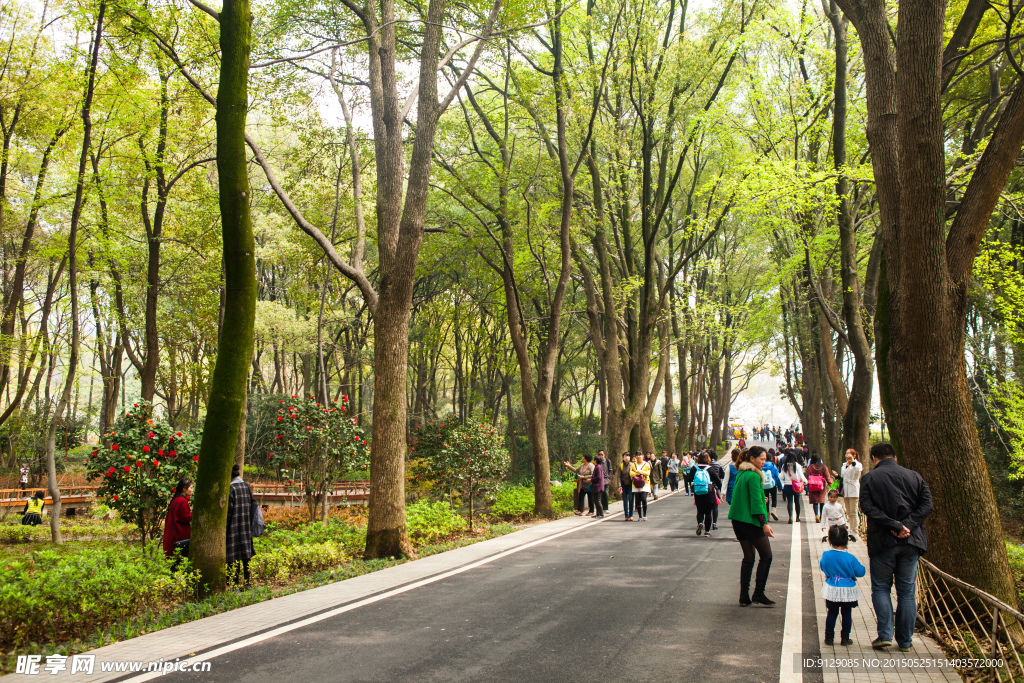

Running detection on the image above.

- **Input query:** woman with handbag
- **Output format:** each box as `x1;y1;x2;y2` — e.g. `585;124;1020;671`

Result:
163;478;193;567
806;453;832;522
779;452;807;524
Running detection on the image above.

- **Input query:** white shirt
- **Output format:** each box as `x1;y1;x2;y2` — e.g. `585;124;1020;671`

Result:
779;462;806;487
821;500;848;532
840;461;863;497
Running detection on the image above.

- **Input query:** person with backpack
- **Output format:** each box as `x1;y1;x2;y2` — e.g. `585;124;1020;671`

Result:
779;451;807;524
226;464;257;587
618;452;635;521
681;453;694;496
686;452;722;537
761;455;783;521
728;446;776;606
629;451;652;521
806;453;833;522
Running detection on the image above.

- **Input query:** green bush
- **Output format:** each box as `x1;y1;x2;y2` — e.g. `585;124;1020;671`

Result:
405;500;467;542
251;542;346;583
256;520;366;555
0;525;41;544
490;482;578;518
0;546;198;648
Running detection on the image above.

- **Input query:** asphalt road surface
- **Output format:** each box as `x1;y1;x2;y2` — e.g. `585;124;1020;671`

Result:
156;484;821;683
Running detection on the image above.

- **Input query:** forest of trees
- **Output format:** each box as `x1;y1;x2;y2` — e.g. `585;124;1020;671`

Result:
3;0;1024;596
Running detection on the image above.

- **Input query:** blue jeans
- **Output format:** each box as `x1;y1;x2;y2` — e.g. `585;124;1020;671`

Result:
623;490;634;517
870;544;921;647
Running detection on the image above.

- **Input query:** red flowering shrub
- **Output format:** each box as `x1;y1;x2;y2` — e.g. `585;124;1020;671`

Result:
411;416;509;528
274;395;368;520
85;401;198;544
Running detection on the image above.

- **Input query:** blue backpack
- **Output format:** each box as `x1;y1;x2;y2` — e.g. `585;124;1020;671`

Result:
693;466;711;495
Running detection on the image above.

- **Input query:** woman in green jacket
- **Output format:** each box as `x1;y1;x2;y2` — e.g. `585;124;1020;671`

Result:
728;446;776;606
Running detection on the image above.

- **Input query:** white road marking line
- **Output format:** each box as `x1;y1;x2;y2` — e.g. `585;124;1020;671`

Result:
122;491;679;682
779;512;803;683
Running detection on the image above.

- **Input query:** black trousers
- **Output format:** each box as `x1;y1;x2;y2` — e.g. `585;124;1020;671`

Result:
668;473;679;491
634;491;649;517
695;493;715;530
576;488;593;513
230;558;251;586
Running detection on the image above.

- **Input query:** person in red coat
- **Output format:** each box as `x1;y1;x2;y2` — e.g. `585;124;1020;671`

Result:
163;478;193;561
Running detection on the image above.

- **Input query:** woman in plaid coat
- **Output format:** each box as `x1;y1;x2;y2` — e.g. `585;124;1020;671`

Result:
226;464;255;586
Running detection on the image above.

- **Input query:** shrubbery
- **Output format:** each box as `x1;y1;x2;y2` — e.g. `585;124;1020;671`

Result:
490;482;578;519
405;500;467;542
0;546;197;648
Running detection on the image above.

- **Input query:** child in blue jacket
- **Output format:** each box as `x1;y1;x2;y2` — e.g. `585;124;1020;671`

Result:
820;525;865;646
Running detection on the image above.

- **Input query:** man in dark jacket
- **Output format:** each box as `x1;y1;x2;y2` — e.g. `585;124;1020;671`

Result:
860;443;933;652
226;464;256;587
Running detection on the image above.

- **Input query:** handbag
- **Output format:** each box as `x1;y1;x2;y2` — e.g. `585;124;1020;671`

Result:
251;499;266;538
792;480;804;494
174;538;190;555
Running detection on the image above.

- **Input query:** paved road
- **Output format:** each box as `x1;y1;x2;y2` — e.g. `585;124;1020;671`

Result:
158;489;821;683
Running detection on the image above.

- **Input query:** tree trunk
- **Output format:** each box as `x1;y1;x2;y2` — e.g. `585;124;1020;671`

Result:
191;0;255;592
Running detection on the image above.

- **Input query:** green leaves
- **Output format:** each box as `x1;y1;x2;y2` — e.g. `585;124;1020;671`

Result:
84;401;199;542
411;416;510;496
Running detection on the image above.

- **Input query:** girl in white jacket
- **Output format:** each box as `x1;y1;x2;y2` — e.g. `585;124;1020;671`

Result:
779;453;807;524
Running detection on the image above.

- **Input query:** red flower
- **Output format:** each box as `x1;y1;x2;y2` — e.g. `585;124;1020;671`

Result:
307;426;313;431
112;444;119;451
136;461;143;467
148;431;155;439
133;403;138;407
278;416;283;421
269;453;274;459
169;450;176;457
123;465;130;472
193;455;199;462
176;432;182;437
143;446;150;453
158;450;164;456
113;494;119;501
288;480;294;485
152;459;159;467
107;467;115;475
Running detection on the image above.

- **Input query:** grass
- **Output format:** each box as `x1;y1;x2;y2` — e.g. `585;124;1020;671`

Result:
0;512;520;674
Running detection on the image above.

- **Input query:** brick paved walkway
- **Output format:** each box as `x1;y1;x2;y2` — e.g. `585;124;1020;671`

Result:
805;514;962;682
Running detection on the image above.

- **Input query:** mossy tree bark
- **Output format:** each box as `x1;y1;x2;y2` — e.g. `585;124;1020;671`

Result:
190;0;255;593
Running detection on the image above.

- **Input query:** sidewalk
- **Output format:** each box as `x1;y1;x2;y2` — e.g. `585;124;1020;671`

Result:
5;498;631;683
805;514;962;682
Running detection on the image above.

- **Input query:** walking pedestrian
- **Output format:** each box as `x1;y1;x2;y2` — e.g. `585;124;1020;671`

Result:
650;452;664;500
591;453;605;518
667;452;680;492
728;446;776;606
686;453;722;537
820;525;865;646
779;451;807;524
564;455;595;515
596;451;610;511
163;478;193;568
860;443;933;652
762;455;782;521
21;491;44;526
226;464;256;588
681;453;693;496
629;451;652;521
707;451;724;530
840;449;864;532
807;453;832;522
724;449;740;503
619;452;634;521
19;464;29;491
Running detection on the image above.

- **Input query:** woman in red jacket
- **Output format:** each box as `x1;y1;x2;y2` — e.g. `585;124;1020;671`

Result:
163;478;193;564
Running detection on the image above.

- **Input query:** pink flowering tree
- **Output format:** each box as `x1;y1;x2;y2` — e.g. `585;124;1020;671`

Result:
85;401;199;545
411;416;509;529
273;394;368;520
